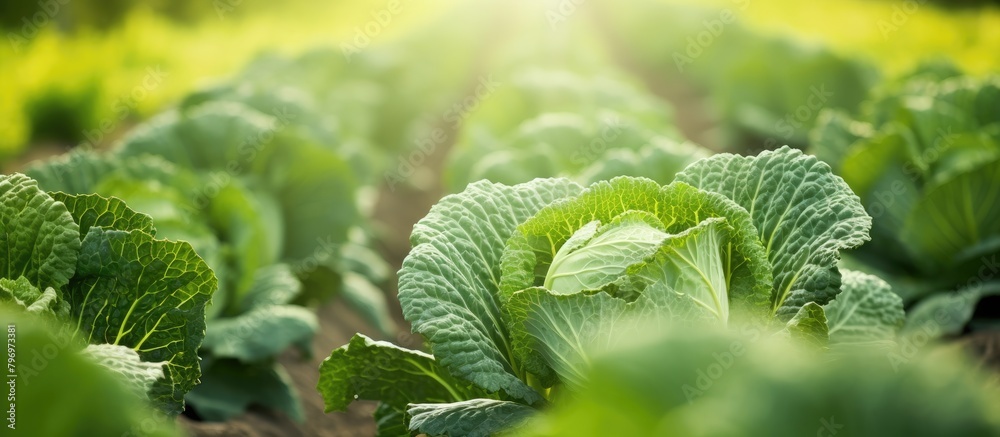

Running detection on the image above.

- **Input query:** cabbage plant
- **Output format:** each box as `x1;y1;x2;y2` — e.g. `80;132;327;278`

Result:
25;101;392;422
811;69;1000;337
0;173;216;416
318;147;904;436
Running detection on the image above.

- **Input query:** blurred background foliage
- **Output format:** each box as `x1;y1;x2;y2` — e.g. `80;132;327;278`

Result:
0;0;454;164
2;0;1000;167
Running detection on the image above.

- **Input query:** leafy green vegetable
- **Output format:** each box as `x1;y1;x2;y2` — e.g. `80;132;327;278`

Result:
24;97;394;420
0;173;217;415
319;147;895;435
810;70;1000;336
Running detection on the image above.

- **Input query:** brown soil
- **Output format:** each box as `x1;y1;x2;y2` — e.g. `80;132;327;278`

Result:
964;330;1000;378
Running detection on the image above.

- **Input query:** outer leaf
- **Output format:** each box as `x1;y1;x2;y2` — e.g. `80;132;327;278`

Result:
186;359;304;423
68;227;217;415
202;304;317;362
81;343;166;400
577;138;709;186
206;179;284;305
823;270;905;343
0;173;81;291
340;239;392;284
517;323;1000;437
399;179;583;403
317;334;490;412
264;140;358;262
51;192;155;237
809;109;870;171
676;146;872;319
27;151;197;197
407;399;536;437
115;102;359;265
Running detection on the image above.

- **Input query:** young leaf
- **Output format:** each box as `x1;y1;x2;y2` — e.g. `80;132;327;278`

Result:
544;212;668;295
508;218;729;389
